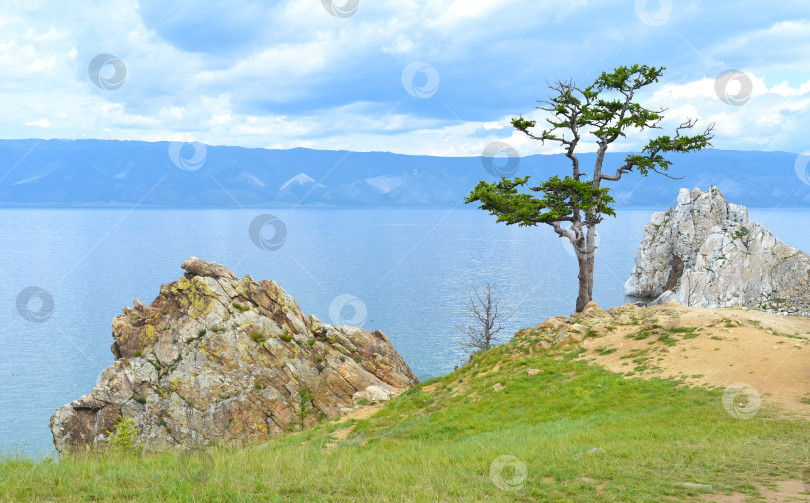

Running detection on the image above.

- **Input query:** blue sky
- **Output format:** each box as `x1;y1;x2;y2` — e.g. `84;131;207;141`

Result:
3;0;810;156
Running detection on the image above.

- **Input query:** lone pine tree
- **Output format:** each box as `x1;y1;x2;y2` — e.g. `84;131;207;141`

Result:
467;64;714;312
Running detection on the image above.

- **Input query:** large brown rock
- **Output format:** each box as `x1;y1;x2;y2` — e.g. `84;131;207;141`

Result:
50;257;418;452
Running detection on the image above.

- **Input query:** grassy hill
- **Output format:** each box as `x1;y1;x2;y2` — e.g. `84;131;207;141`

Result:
2;303;809;502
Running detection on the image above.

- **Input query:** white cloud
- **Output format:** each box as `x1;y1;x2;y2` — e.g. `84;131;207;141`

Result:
770;80;810;97
382;34;416;55
0;0;807;156
643;76;810;152
25;118;51;128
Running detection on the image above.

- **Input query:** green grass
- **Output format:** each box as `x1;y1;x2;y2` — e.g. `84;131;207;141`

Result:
668;326;701;339
624;326;701;346
656;333;678;346
669;326;698;334
626;329;653;340
719;318;740;328
249;331;266;343
2;343;808;502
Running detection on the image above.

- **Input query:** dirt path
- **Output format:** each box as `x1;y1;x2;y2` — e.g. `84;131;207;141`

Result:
324;404;384;449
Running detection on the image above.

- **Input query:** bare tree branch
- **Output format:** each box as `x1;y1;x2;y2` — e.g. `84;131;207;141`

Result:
456;283;511;357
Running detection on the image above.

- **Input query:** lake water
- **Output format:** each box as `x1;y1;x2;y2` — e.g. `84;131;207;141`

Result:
1;207;808;456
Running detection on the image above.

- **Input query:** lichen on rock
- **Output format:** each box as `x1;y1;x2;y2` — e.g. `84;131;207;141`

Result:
50;257;418;453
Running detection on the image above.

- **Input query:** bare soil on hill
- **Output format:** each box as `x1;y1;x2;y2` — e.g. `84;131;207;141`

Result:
575;302;810;419
561;302;810;501
324;404;386;449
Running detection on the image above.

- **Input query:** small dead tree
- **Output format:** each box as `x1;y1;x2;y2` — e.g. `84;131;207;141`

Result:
457;283;510;357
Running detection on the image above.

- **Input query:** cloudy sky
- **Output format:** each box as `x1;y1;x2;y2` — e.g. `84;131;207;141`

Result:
3;0;809;156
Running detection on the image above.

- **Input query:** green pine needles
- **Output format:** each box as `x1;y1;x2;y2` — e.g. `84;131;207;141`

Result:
106;417;142;454
295;385;315;429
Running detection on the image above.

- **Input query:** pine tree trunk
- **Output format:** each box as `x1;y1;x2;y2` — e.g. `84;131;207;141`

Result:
586;224;596;301
575;227;597;312
576;254;590;312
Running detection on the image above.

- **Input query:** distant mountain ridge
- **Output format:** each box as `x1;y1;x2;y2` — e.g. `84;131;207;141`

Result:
0;139;807;208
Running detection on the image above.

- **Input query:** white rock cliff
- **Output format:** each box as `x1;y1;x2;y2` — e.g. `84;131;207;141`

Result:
625;187;810;316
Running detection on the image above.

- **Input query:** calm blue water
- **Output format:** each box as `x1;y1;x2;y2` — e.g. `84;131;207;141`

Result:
1;207;807;457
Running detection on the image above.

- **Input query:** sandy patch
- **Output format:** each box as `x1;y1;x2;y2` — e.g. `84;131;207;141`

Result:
576;304;810;417
324;404;384;449
422;381;443;392
700;480;810;502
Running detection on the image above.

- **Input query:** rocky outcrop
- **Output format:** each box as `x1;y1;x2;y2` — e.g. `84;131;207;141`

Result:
624;187;748;298
625;187;810;316
513;301;613;348
50;258;418;453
